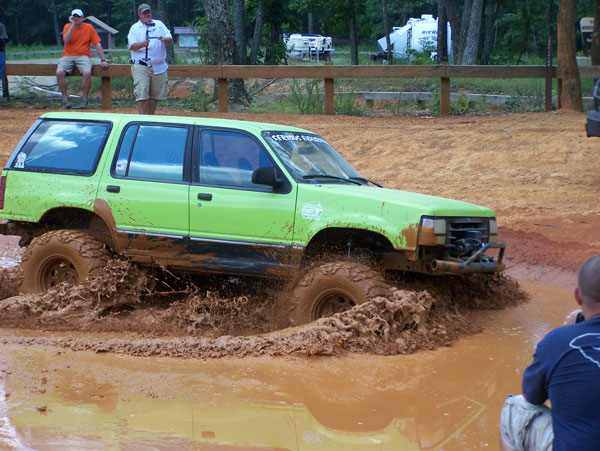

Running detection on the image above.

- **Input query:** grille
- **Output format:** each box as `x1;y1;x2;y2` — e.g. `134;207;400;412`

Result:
446;217;490;245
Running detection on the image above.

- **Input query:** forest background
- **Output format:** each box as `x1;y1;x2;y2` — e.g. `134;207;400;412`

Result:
0;0;597;67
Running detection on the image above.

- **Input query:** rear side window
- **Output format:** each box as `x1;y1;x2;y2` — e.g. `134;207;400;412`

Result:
12;120;110;175
113;124;188;182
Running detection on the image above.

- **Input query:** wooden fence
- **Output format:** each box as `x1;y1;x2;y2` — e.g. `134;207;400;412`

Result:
5;62;600;115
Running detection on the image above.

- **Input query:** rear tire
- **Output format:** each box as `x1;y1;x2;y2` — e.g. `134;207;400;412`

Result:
288;261;390;326
19;229;109;294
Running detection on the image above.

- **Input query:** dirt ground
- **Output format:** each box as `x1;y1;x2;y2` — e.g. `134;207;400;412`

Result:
1;107;599;358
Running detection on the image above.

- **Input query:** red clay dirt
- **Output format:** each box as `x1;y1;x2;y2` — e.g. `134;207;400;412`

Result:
0;107;598;358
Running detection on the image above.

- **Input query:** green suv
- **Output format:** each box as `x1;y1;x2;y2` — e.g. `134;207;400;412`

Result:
0;112;504;324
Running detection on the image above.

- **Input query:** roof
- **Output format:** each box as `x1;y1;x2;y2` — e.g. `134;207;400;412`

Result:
173;27;198;35
84;16;119;35
39;112;308;134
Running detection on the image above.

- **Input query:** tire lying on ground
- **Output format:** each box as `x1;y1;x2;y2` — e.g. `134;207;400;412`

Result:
19;229;109;294
289;260;390;325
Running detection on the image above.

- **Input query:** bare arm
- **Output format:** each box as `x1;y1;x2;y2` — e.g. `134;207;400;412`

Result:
94;42;109;68
63;20;75;44
129;40;149;51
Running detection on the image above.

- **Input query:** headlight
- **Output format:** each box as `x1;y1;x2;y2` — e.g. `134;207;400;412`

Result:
418;217;446;245
489;218;498;243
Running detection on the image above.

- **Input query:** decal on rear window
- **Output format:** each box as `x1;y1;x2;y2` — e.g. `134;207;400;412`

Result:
14;153;27;169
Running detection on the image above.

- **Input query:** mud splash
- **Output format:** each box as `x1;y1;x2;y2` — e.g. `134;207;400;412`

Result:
0;259;527;358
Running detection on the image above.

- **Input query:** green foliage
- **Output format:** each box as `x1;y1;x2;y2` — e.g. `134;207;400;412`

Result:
288;79;323;114
185;84;211;112
405;39;437;65
186;17;211;65
334;89;366;116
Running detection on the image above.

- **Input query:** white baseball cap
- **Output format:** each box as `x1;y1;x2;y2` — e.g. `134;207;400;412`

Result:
71;9;84;17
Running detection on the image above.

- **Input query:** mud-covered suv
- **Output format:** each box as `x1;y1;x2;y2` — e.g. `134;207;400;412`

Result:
0;112;504;324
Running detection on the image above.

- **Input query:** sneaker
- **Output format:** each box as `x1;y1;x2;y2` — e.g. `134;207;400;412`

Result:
78;99;88;109
62;98;73;109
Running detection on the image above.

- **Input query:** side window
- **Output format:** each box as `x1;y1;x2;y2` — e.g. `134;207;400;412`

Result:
114;124;188;182
198;130;272;188
12;120;110;175
114;125;137;176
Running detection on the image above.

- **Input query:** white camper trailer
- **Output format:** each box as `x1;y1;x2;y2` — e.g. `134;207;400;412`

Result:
376;14;452;61
284;33;334;60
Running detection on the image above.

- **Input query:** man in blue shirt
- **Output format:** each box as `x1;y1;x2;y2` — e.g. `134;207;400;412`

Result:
500;254;600;451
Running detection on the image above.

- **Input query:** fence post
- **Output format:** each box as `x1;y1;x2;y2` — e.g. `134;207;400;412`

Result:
545;35;553;111
101;76;111;110
218;62;228;113
440;77;450;115
324;61;334;115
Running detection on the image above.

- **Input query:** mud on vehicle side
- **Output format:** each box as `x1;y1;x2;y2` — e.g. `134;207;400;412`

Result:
0;112;505;325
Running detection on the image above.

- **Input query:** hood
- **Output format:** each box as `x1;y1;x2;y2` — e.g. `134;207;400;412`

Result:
304;183;495;217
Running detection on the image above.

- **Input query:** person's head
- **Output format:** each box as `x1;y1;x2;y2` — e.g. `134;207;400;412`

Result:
137;3;152;23
575;255;600;318
71;9;84;25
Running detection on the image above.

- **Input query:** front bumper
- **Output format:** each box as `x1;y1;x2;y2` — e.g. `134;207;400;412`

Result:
431;243;505;274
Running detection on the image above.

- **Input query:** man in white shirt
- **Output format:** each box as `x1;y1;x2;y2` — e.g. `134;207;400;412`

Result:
127;3;173;114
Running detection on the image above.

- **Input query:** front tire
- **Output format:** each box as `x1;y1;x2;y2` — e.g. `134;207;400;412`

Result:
289;261;390;326
19;229;109;294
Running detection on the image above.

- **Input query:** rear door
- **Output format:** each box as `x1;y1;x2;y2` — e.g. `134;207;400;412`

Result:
97;121;192;264
188;127;300;276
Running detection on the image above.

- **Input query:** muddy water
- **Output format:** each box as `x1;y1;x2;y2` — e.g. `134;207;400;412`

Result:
0;281;572;450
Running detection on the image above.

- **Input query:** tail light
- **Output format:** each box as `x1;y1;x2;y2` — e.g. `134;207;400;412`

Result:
0;175;6;209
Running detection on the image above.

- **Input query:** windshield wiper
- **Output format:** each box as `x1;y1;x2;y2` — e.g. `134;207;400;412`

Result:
303;174;362;186
349;177;383;188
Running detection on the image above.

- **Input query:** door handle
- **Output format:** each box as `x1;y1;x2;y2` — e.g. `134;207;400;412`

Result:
107;185;120;193
197;193;212;201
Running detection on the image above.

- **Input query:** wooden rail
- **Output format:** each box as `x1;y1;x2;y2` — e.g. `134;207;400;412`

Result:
5;62;600;115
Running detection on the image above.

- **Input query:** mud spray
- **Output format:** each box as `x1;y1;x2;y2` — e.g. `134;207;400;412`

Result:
0;259;527;358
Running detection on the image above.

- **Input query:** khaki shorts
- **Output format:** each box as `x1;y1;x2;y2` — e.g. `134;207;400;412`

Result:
500;394;553;451
57;56;93;75
131;64;169;101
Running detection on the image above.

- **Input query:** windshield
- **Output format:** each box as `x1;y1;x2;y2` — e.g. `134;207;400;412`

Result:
262;131;363;184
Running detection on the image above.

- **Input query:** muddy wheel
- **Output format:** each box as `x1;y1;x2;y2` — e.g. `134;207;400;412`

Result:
19;229;109;294
289;261;390;326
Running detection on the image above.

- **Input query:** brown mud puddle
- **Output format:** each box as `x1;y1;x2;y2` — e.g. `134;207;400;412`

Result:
0;249;527;358
0;281;573;450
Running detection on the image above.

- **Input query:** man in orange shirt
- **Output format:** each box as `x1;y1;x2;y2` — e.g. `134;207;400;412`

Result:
56;8;109;109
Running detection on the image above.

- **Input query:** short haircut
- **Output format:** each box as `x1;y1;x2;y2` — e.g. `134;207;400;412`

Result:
578;255;600;305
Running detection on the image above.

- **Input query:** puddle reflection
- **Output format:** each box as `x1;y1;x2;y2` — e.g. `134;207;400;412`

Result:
0;281;573;450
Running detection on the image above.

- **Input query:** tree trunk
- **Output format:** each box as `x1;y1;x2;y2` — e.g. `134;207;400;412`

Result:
348;0;359;65
264;0;284;64
234;0;248;64
462;0;483;65
437;0;448;63
457;0;473;64
481;0;496;64
51;0;61;46
154;0;176;64
557;0;583;111
443;0;462;61
202;0;249;103
382;0;393;63
249;0;265;65
592;0;600;67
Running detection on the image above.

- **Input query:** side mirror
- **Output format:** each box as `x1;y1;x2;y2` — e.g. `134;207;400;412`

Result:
252;166;281;187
